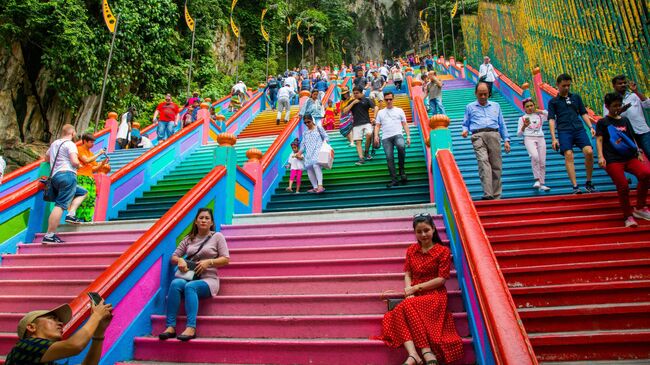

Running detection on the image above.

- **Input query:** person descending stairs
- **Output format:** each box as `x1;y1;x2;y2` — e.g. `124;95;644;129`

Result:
117;208;477;365
264;125;429;212
441;78;616;199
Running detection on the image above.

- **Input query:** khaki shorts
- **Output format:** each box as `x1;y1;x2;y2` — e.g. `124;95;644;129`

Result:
370;90;384;101
353;123;373;141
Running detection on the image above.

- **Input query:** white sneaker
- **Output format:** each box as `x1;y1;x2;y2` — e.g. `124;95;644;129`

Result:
633;207;650;221
532;181;541;189
349;142;355;147
625;216;638;228
539;185;551;191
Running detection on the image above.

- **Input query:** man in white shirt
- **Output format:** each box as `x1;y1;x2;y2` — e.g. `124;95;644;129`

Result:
379;64;390;82
276;83;296;124
478;56;498;96
374;91;411;187
43;124;90;243
604;74;650;158
284;73;298;94
232;81;248;102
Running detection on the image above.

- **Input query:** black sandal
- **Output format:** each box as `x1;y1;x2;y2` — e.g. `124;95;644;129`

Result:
421;351;439;365
402;355;422;365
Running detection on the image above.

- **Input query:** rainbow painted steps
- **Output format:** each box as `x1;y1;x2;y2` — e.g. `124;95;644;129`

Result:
237;106;299;139
119;214;476;365
441;78;616;199
0;227;146;357
476;193;650;363
97;148;150;175
264;126;429;212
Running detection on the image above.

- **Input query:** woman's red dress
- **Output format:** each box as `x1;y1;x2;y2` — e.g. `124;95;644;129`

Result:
381;243;463;364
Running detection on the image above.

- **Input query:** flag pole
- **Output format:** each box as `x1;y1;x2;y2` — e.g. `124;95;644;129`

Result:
187;22;196;99
439;6;446;57
235;33;241;81
95;13;120;132
265;39;270;79
450;16;456;57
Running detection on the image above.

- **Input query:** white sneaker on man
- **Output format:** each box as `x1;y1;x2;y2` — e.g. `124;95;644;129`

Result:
633;207;650;221
625;216;638;228
539;185;551;191
532;181;541;189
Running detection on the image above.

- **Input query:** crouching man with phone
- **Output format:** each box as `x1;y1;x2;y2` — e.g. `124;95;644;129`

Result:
4;299;113;365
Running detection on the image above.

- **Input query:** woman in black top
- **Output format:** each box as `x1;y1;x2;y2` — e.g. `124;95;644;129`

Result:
596;92;650;227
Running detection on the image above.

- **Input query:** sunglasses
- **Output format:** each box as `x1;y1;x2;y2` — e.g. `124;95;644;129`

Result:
413;213;431;219
304;120;313;125
385;98;394;101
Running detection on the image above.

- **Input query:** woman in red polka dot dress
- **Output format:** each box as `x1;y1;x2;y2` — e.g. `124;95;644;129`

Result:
381;214;464;365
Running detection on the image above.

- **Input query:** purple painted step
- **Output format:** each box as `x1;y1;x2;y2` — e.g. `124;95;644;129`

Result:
132;337;476;365
218;272;458;296
17;240;132;254
1;252;121;267
443;79;476;90
33;230;144;243
184;292;464;316
150;313;470;339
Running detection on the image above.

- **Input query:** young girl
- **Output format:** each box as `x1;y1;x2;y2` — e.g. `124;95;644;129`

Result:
517;98;551;191
285;139;304;193
323;100;336;131
597;92;650;228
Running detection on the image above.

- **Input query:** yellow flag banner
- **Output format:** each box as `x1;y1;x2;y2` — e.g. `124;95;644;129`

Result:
102;0;117;33
296;20;303;45
451;0;458;18
286;18;292;44
308;35;314;45
260;8;269;42
342;47;346;55
230;17;239;38
184;3;195;32
231;0;238;13
419;9;424;21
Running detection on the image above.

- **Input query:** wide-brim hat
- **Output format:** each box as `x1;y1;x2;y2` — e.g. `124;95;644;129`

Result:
17;304;72;338
341;87;350;95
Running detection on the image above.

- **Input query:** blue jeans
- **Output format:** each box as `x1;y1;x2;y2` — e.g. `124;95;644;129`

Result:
429;98;445;115
382;135;406;182
269;89;278;109
635;132;650;159
157;121;175;141
165;278;211;328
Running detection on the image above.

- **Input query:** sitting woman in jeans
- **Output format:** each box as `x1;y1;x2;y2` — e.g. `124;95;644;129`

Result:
158;208;230;341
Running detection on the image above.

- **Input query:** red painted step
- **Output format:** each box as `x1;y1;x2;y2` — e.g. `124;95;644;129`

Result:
476;194;650;362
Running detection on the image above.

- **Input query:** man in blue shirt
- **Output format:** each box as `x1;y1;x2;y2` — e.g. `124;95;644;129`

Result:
548;73;597;194
462;82;511;200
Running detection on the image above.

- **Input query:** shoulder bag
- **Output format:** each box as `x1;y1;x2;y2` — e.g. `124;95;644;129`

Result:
39;141;70;202
174;234;212;281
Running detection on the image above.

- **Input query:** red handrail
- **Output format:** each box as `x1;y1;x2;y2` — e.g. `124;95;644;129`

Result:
260;78;347;171
64;166;227;335
236;165;255;182
224;91;262;128
2;127;111;185
437;149;538;365
212;93;232;108
0;181;42;212
413;96;431;146
465;64;478;75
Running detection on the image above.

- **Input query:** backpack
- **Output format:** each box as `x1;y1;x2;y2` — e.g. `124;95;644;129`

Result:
268;79;279;88
607;123;637;158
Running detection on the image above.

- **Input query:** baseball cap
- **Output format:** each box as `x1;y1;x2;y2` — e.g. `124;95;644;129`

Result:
17;304;72;338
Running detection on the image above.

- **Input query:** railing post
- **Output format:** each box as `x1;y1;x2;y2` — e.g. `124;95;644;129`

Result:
105;112;119;153
243;148;263;213
198;102;211;145
214;133;238;224
93;173;111;222
429;114;453;154
532;67;544;107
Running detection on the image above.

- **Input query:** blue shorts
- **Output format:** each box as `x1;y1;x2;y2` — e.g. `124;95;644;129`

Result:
558;129;591;155
51;171;87;209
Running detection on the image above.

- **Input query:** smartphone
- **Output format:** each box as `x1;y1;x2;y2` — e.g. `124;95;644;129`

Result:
622;103;632;110
87;292;103;305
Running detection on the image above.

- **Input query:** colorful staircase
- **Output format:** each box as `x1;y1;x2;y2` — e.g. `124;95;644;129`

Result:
441;78;616;199
475;194;650;363
263;126;430;212
237;106;300;139
98;148;150;175
0;226;146;358
118;213;476;365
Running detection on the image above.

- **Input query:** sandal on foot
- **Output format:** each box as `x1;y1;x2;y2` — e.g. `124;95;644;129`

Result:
307;188;317;193
421;352;438;365
402;355;421;365
285;187;293;192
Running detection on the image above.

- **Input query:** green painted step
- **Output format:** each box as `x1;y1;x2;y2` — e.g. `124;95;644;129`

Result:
263;126;430;212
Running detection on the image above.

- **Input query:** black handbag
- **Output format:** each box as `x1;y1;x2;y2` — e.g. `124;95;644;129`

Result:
40;141;70;202
387;298;403;311
174;235;211;281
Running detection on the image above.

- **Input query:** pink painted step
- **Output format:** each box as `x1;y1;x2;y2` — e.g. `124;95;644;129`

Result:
132;337;476;365
0;333;18;355
225;229;414;248
218;272;458;296
0;252;122;267
0;296;75;313
186;292;464;316
0;265;106;280
17;240;133;254
220;256;407;276
229;241;413;262
150;313;470;339
221;217;414;235
0;314;22;332
32;230;144;243
0;280;92;295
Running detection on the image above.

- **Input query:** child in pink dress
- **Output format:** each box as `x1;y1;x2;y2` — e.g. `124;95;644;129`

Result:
285;139;304;193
